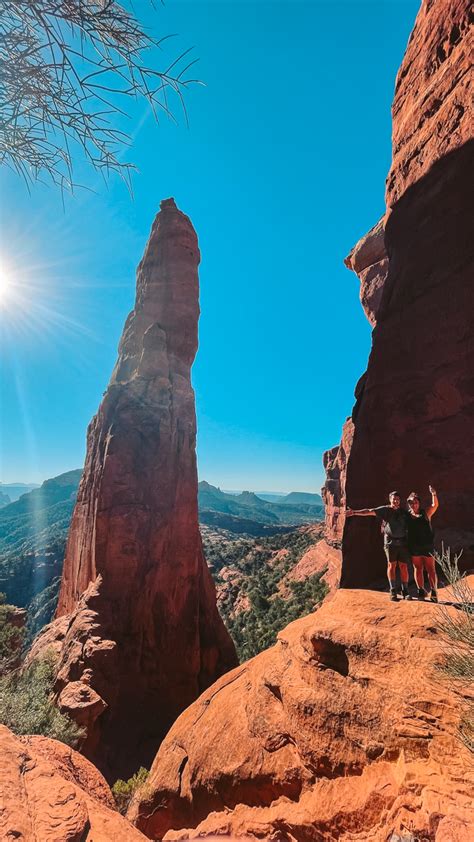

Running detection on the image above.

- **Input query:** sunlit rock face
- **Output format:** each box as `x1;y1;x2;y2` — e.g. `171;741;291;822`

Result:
344;219;388;328
128;584;474;841
33;199;237;779
0;725;149;841
324;0;474;587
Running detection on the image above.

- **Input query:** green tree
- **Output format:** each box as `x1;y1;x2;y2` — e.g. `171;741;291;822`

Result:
112;766;149;814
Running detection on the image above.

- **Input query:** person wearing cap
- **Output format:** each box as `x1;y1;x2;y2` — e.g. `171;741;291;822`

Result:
346;492;410;601
407;486;439;601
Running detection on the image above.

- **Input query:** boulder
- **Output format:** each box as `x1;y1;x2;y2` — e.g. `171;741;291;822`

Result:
0;724;148;841
128;582;474;841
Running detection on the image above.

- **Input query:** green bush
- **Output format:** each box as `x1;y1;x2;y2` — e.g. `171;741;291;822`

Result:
0;652;83;746
0;592;25;672
112;767;149;814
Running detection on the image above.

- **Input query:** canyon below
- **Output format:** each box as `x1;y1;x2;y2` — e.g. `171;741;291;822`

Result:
0;1;473;841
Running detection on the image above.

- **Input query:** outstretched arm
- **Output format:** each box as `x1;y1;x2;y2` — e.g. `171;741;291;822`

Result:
426;485;439;519
346;508;376;517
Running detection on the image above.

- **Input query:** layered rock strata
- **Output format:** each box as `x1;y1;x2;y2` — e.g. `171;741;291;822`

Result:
32;199;237;778
129;582;474;841
0;725;148;841
324;0;474;587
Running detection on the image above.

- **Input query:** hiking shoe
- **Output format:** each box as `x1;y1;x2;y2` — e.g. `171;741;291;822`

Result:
401;586;412;600
390;589;398;602
430;589;438;603
418;588;426;600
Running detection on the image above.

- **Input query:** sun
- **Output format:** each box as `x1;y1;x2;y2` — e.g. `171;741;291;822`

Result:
0;261;12;306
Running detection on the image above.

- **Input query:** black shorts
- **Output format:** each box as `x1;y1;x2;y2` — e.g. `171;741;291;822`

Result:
410;547;434;558
384;544;410;564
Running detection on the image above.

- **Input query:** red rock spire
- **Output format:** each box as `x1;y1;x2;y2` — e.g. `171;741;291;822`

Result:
40;198;236;778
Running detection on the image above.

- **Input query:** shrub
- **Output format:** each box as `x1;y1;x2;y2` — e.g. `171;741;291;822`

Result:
0;592;25;674
435;546;473;754
112;767;150;814
0;652;83;746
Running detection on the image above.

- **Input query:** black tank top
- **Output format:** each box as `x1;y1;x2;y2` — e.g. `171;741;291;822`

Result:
407;509;434;550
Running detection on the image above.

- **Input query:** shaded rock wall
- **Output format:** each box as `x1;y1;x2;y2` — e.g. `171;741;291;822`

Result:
323;0;473;587
33;199;237;779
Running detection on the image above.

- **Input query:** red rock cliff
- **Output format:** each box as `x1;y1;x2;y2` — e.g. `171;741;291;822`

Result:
324;0;473;587
34;199;237;779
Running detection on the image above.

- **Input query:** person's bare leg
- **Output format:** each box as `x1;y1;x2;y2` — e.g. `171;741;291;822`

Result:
399;563;409;585
425;555;438;599
412;556;425;590
387;560;398;599
399;562;411;599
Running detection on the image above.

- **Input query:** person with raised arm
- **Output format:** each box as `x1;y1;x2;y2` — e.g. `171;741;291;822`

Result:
406;486;439;602
346;491;410;602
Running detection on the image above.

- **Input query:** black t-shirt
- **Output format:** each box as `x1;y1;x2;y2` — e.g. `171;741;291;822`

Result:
374;506;409;546
407;509;434;551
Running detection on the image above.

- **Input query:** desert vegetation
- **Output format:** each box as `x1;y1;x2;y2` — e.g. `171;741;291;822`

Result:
112;767;150;815
0;651;83;746
203;525;328;661
435;547;474;754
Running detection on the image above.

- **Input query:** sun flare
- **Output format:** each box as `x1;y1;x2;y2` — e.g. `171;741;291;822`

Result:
0;261;11;305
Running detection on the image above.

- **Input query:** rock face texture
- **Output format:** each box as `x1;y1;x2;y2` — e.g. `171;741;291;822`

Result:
344;219;388;327
323;0;474;587
0;725;148;841
321;417;354;549
32;199;237;779
128;582;474;841
285;538;341;594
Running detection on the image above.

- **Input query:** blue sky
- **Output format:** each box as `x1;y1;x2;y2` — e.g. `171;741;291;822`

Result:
0;0;419;491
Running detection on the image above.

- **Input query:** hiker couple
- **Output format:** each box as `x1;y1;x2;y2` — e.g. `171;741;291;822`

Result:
346;487;439;602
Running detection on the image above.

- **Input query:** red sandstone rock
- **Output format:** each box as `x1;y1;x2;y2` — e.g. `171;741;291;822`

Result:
321;416;354;547
128;582;474;841
324;0;474;587
0;725;147;841
32;198;237;779
386;0;471;210
344;218;388;327
283;538;341;594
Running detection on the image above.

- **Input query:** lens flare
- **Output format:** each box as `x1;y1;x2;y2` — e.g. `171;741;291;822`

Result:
0;261;11;305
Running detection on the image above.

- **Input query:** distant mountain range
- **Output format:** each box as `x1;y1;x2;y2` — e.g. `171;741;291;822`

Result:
198;482;323;528
0;471;82;642
0;471;323;641
0;482;40;504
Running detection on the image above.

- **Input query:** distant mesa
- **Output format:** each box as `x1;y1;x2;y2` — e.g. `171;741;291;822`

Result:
0;481;40;502
198;481;323;530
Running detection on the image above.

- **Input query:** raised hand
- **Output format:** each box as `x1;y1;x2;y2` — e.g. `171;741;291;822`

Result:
429;485;437;496
346;508;354;517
